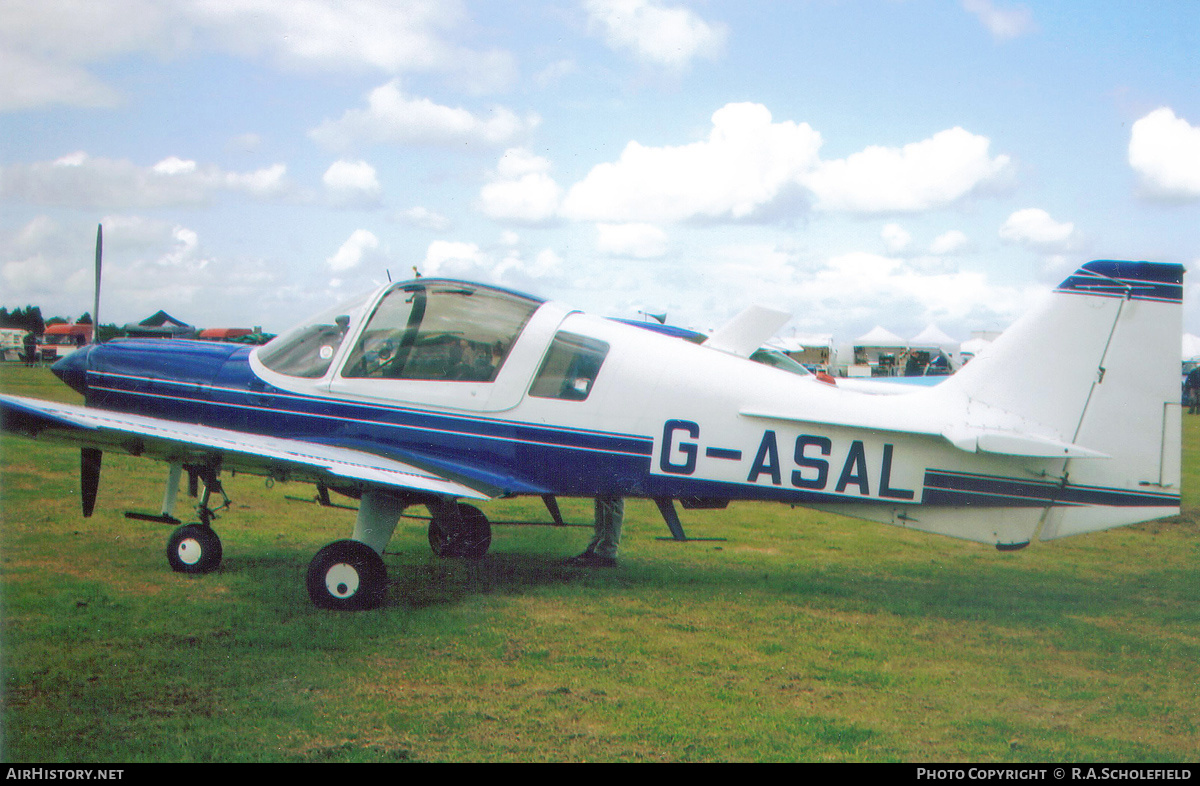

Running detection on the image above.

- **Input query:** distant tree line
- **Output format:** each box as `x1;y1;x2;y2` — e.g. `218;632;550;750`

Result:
0;306;46;335
2;305;270;344
1;307;126;341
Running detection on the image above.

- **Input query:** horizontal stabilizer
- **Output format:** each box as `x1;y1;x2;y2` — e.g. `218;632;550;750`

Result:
941;426;1109;459
704;305;792;358
741;407;1108;458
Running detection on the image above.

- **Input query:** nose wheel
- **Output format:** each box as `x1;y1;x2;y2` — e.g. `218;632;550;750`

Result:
166;524;223;574
164;469;227;575
306;539;387;610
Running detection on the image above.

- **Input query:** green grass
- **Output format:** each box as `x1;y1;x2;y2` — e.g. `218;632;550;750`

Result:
1;364;1198;762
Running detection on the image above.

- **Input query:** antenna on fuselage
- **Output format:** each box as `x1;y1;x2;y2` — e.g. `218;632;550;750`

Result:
92;223;102;344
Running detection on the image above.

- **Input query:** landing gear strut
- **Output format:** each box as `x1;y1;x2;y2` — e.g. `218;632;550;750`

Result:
165;469;228;575
307;490;407;610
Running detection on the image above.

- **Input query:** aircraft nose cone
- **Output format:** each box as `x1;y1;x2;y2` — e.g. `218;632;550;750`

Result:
52;346;92;396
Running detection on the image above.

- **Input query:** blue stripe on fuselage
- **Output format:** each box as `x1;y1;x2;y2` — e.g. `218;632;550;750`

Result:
922;469;1179;508
75;340;1181;508
81;342;655;496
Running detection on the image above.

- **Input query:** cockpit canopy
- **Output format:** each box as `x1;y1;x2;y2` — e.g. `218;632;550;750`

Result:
256;278;807;412
258;281;543;382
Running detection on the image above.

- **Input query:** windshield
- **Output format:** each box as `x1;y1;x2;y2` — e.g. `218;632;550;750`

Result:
257;291;372;378
341;281;540;382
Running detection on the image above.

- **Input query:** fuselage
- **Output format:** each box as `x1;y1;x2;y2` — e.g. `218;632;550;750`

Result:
51;276;1178;526
50;278;916;505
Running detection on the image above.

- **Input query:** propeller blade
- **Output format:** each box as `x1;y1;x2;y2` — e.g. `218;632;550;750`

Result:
81;448;102;517
92;224;102;344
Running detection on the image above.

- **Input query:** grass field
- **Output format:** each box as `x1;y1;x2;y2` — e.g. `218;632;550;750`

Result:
1;363;1197;762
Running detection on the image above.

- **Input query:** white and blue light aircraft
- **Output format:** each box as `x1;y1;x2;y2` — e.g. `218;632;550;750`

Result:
0;259;1183;609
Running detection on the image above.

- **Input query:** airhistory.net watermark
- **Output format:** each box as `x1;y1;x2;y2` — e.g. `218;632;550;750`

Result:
5;770;124;781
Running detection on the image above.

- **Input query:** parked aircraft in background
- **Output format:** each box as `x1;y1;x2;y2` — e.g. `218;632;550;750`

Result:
0;257;1183;609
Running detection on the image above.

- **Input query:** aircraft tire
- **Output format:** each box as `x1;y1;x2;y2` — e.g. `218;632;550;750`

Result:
306;539;387;611
428;503;492;560
166;524;223;574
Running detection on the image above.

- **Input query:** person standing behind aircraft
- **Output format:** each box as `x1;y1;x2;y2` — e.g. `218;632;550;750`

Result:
1186;366;1200;414
22;331;37;366
566;496;624;567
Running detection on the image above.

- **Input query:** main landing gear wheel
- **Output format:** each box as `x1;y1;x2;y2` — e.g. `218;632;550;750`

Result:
166;524;223;574
428;503;492;560
306;539;387;611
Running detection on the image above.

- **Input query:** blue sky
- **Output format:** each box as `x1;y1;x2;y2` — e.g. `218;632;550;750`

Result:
2;0;1198;344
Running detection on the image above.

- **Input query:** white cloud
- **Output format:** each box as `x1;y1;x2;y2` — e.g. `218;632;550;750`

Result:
641;245;1036;338
584;0;727;70
998;208;1076;249
930;230;970;255
153;157;198;176
798;251;1034;335
422;240;486;278
323;160;377;191
803;127;1011;214
495;148;552;179
961;0;1035;41
420;239;563;288
560;105;1010;225
0;0;517;109
190;0;517;90
596;223;668;258
323;159;382;206
1128;107;1200;201
480;175;562;224
881;223;912;253
479;149;563;224
310;80;538;150
0;152;289;207
0;49;122;111
327;229;379;272
562;102;821;223
0;214;234;321
397;206;451;231
223;163;288;198
494;247;564;286
2;217;87;304
0;0;180;110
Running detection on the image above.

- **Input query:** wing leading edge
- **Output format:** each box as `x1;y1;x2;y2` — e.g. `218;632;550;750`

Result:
0;394;492;501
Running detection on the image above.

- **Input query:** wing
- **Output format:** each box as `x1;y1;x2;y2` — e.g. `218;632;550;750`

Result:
0;394;491;500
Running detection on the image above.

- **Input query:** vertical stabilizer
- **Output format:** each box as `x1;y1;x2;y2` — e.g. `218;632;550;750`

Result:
936;260;1183;538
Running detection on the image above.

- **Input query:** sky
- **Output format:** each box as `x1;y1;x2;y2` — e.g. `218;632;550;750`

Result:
2;0;1199;345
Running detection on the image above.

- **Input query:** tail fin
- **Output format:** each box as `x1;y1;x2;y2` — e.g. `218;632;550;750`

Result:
940;260;1183;539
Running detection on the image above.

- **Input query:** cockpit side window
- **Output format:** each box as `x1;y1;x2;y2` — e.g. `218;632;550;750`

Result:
341;282;539;382
529;332;609;401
